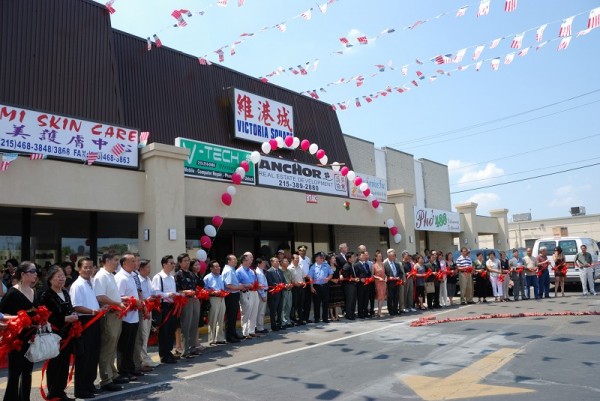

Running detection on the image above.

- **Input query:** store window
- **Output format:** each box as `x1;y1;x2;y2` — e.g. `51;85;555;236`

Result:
0;207;21;266
97;212;138;262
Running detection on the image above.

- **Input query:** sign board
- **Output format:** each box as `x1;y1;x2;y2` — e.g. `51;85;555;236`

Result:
176;137;255;184
232;88;294;144
257;156;348;197
414;206;460;233
348;173;388;202
0;103;139;168
306;194;318;204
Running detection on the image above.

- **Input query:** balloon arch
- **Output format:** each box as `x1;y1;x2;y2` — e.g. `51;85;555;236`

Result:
195;137;402;265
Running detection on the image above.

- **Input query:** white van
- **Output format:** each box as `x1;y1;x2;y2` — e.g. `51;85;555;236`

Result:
532;237;600;284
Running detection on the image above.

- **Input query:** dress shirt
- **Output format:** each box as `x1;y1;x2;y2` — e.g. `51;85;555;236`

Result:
290;263;305;283
203;273;225;291
299;256;311;276
115;269;140;323
93;267;121;304
69;276;100;310
139;275;153;300
151;270;177;303
309;262;333;284
221;265;240;293
236;266;257;286
255;269;268;298
385;259;398;276
456;255;472;271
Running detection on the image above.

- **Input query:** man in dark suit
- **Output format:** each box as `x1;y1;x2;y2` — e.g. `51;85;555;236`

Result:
266;257;285;331
341;252;358;320
383;249;404;316
336;243;348;271
354;251;370;319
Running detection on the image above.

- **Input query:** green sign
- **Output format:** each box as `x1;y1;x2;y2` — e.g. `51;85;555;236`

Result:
175;138;255;184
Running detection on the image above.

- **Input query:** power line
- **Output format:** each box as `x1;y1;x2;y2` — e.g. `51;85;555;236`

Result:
405;99;600;151
449;131;600;172
385;89;600;148
453;156;600;186
450;162;600;194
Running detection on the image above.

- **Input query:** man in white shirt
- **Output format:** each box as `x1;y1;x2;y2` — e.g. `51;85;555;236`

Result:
151;255;178;364
297;245;312;323
94;252;128;392
254;258;269;334
115;254;142;380
70;257;101;398
289;253;305;324
134;259;158;371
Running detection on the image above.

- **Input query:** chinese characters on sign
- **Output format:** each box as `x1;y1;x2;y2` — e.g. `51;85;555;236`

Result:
175;137;256;184
258;157;348;197
414;206;460;233
0;103;139;168
233;88;294;144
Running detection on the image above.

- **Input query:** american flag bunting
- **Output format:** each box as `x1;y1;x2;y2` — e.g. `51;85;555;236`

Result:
401;65;408;76
510;33;524;49
111;144;125;157
557;36;572;50
577;28;592;37
491;58;500;70
475;60;483;71
357;36;368;45
472;45;485;60
29;154;46;160
146;37;151;51
536;24;548;42
318;3;328;14
300;9;312;20
588;7;600;29
477;0;490;17
456;6;468;17
453;48;467;63
153;34;162;48
105;0;116;14
434;54;452;64
559;17;574;37
490;37;503;49
518;47;530;56
504;53;515;64
1;153;18;171
536;40;548;51
139;131;150;147
276;23;287;32
504;0;517;13
217;0;228;7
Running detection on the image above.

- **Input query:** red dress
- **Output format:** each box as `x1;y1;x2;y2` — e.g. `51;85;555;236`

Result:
373;263;387;301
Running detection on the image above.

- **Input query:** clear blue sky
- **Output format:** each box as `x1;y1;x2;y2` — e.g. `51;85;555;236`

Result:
98;0;600;220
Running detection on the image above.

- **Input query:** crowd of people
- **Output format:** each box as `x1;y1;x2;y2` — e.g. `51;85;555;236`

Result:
0;242;596;401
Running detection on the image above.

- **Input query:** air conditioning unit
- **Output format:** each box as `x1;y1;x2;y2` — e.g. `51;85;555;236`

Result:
570;206;586;216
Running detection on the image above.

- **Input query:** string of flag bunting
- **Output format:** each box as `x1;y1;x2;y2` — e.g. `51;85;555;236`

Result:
321;7;600;110
0;132;150;170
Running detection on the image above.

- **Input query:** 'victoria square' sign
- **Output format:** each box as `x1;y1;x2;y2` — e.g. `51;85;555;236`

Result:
232;88;294;144
258;156;348;197
176;137;256;184
0;103;139;168
414;206;461;233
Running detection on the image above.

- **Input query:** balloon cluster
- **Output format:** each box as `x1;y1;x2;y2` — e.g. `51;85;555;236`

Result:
385;218;402;244
339;167;383;214
220;159;252;207
195;215;223;271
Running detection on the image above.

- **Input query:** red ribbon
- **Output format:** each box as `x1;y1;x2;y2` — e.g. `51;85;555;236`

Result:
0;310;31;357
195;287;211;301
395;279;405;286
268;283;286;295
516;266;524;274
364;276;375;285
250;281;260;292
406;268;417;280
435;271;445;281
478;270;488;279
32;306;51;326
144;297;162;319
172;295;188;318
209;289;230;297
410;310;600;327
498;275;505;283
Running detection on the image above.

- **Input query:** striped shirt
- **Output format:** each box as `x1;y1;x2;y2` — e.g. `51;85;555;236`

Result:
456;255;472;272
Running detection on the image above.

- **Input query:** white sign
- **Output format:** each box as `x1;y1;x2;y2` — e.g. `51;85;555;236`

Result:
258;156;348;197
232;88;294;144
414;206;461;233
0;103;139;168
349;173;388;202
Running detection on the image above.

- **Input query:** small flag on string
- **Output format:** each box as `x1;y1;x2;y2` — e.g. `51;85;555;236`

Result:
357;36;368;45
453;48;467;63
105;0;116;14
259;77;268;83
477;0;490;17
429;76;438;83
577;28;592;37
331;104;337;111
458;65;470;71
111;143;125;157
276;23;287;32
217;0;228;7
318;3;328;14
319;87;327;93
401;65;408;76
289;67;299;75
339;37;349;46
411;80;419;87
416;71;425;80
588;7;600;29
536;24;548;42
557;36;572;51
510;33;524;49
408;20;426;30
216;49;225;62
504;53;515;64
1;153;18;171
146;37;152;51
139;132;150;148
433;54;452;64
298;65;308;75
375;64;385;72
313;59;320;71
380;28;395;35
490;37;503;48
355;98;361;108
238;0;245;6
153;34;162;48
171;10;187;27
536;40;548;51
456;6;468;17
86;152;98;166
300;9;312;20
518;47;530;56
29;153;46;160
415;59;424;65
559;17;574;37
230;45;236;56
491;58;500;70
473;45;485;60
198;57;212;65
475;60;483;71
504;0;518;13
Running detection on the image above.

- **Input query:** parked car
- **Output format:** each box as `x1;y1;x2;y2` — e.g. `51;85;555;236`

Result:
532;237;600;284
452;248;501;263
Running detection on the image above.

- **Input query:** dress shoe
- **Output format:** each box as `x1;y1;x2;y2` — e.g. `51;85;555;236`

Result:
112;376;129;384
161;357;177;364
249;333;261;337
244;336;253;340
74;392;95;399
101;383;123;392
